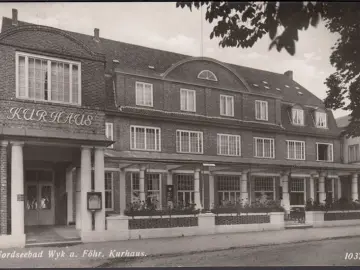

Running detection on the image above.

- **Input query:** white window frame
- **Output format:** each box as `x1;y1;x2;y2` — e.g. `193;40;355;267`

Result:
176;174;195;206
316;143;334;162
220;95;234;117
131;172;140;203
286;140;305;160
105;171;114;211
217;175;241;205
15;51;82;105
176;130;203;154
349;144;360;163
180;88;196;112
290;178;306;207
254;137;275;159
197;70;218;81
135;81;153;107
254;177;275;201
105;122;114;149
315;111;327;128
292;108;304;125
255;100;268;121
217;133;241;156
146;173;162;209
130;125;161;151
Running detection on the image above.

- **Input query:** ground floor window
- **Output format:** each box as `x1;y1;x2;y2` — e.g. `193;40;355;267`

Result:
176;174;194;207
290;178;305;206
254;177;275;201
105;172;114;211
131;172;140;203
315;178;334;203
217;175;241;205
146;173;161;209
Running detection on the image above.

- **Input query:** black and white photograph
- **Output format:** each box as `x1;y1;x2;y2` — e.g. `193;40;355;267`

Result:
0;1;359;268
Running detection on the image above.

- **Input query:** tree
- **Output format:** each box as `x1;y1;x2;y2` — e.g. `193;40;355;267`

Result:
176;2;360;137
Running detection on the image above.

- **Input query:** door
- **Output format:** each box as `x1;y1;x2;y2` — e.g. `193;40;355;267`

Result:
25;170;55;226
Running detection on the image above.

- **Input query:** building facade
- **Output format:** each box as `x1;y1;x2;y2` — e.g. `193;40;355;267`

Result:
0;9;359;247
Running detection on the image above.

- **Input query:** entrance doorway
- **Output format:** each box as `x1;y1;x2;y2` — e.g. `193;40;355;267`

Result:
25;170;55;226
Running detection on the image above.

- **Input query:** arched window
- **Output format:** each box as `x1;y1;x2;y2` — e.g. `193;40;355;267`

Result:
197;70;218;81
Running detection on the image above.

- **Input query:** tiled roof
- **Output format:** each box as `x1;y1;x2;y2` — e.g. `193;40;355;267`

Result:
1;17;326;108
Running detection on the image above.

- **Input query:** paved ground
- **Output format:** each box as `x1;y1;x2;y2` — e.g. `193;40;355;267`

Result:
2;225;360;268
107;237;360;267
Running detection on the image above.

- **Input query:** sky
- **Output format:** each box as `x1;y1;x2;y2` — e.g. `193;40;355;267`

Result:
0;2;347;118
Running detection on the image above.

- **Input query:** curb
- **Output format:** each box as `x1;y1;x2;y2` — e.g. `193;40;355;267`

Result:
97;234;360;268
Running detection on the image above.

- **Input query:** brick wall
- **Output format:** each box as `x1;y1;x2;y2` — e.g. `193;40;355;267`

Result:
0;143;7;234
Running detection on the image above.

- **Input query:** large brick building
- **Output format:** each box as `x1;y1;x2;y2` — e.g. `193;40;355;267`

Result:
0;9;359;247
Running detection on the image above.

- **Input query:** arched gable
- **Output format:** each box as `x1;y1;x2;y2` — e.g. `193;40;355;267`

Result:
162;57;252;92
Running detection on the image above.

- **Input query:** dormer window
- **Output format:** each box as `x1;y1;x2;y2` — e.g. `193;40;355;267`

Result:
198;70;217;81
315;111;327;128
292;108;304;125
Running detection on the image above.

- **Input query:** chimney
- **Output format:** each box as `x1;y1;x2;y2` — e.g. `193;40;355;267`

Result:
12;9;18;26
94;28;100;42
284;70;293;80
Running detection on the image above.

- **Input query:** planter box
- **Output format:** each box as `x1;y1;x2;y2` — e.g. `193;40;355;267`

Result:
306;210;360;228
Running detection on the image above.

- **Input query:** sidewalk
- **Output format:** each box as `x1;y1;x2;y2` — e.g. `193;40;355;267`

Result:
1;225;360;268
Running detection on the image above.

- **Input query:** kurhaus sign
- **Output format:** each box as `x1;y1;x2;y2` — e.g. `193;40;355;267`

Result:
7;107;93;126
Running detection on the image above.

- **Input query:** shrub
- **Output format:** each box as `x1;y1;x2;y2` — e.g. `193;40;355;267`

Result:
124;202;200;216
305;197;360;211
211;199;284;215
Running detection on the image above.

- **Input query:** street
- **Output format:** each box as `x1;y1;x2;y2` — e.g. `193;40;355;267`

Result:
106;237;360;267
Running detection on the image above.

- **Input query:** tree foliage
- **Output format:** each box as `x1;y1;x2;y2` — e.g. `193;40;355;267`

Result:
176;2;360;137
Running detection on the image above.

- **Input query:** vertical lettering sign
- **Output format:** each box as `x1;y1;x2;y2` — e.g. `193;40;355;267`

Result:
166;185;174;202
7;107;93;126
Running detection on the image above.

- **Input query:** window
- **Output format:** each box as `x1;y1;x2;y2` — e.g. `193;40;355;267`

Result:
315;111;327;128
176;130;203;154
254;177;275;201
255;100;268;121
180;89;196;112
349;144;360;163
217;175;241;205
220;95;234;116
130;126;161;151
105;172;114;211
254;137;275;158
290;178;305;206
146;173;161;209
176;174;194;206
292;108;304;125
135;82;153;107
315;178;334;203
217;134;241;156
197;70;217;81
286;140;305;160
316;143;333;162
105;122;114;149
16;52;81;105
131;172;140;203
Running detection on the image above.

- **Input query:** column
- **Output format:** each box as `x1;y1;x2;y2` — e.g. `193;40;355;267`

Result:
167;170;173;208
11;141;24;236
194;168;202;209
80;146;92;232
319;172;326;204
352;173;358;201
337;177;342;200
281;171;290;213
309;173;315;201
208;173;214;209
240;170;249;205
0;141;8;235
119;169;126;215
66;167;74;225
94;147;105;231
75;168;81;230
139;165;146;202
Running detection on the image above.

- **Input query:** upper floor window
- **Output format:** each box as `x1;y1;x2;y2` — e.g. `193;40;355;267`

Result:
130;125;161;151
349;144;360;163
220;95;234;117
286;140;305;160
105;122;114;149
180;88;196;112
255;100;268;121
292;108;304;125
136;82;153;107
105;172;114;211
316;143;333;162
315;111;327;128
176;130;203;154
16;52;81;105
254;137;275;158
217;134;241;156
197;70;217;81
